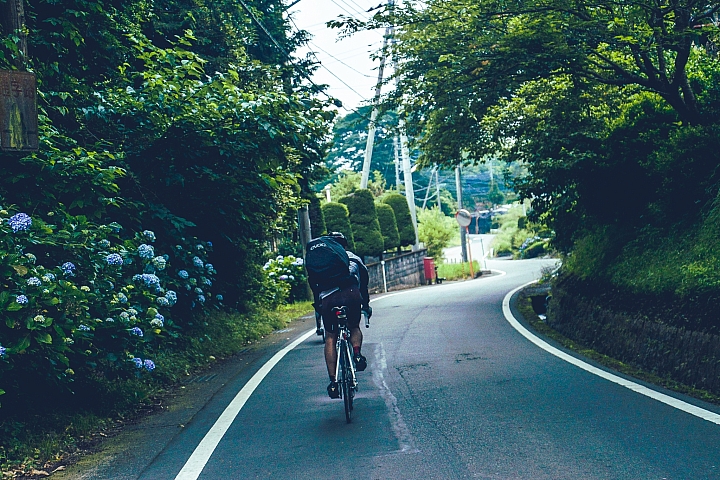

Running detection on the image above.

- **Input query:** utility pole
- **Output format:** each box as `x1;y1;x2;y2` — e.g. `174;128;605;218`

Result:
400;117;419;248
456;166;468;263
360;7;393;189
1;0;28;66
394;135;401;190
436;168;442;211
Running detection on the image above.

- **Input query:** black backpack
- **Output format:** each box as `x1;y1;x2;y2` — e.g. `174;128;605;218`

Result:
305;236;352;292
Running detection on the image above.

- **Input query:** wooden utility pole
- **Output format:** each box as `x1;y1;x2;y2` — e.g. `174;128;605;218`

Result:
1;0;28;65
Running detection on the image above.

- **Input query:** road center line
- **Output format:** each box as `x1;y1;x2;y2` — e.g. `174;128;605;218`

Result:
503;281;720;425
174;328;316;480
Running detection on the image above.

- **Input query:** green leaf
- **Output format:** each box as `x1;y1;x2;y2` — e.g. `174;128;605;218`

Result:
6;302;23;312
36;333;53;344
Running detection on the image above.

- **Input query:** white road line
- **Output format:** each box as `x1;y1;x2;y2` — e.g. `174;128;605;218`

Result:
503;281;720;425
174;328;316;480
373;343;416;453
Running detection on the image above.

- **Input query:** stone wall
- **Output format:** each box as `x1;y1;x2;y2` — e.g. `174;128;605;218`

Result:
549;278;720;395
366;249;427;294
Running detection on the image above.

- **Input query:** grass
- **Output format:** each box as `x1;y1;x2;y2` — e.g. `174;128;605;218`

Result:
0;301;314;477
437;261;482;281
516;290;720;406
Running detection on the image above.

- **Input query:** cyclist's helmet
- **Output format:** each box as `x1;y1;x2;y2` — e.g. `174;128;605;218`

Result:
328;231;349;248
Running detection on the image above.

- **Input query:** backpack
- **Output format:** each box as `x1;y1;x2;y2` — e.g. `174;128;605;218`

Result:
305;236;352;292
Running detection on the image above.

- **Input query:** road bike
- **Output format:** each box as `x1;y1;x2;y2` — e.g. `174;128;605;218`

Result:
331;306;369;423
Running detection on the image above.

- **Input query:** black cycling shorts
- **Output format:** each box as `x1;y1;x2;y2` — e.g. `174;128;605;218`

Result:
320;286;362;334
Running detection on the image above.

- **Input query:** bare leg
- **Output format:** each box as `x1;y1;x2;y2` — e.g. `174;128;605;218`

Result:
324;332;338;380
350;326;363;351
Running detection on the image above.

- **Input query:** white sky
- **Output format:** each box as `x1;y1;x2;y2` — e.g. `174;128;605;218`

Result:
286;0;390;114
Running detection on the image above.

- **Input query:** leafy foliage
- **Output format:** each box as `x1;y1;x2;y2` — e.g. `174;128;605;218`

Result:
339;189;384;258
417;207;455;260
375;203;400;252
382;193;416;247
320;202;355;250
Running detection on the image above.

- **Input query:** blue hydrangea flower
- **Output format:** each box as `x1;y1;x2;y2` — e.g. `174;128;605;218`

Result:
98;239;111;248
43;273;55;282
132;274;143;282
207;241;212;247
27;277;41;286
118;292;128;303
293;258;304;266
138;244;154;259
143;359;155;371
156;297;170;307
276;255;284;261
205;263;214;272
142;230;156;242
120;312;130;321
131;357;143;368
192;256;204;268
105;317;115;323
194;287;203;295
130;327;144;337
25;253;36;263
61;262;76;276
8;213;32;232
106;253;123;266
216;294;223;302
152;256;167;270
0;345;6;357
178;270;189;279
16;295;28;305
141;274;160;287
166;290;177;301
78;324;91;332
150;317;164;328
108;222;123;233
197;295;206;303
279;275;288;281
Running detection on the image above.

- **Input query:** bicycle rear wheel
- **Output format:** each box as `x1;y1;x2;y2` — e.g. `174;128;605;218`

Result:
340;340;352;423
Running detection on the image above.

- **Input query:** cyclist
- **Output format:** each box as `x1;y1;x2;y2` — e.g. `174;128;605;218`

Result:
310;232;372;398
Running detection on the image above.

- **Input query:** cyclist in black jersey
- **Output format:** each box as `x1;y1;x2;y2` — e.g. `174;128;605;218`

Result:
310;232;372;398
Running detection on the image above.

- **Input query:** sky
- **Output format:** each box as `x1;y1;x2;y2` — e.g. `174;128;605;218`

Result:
286;0;391;115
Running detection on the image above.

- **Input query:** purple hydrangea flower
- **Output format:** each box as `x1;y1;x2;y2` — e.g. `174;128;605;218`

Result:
61;262;76;276
106;253;123;266
8;213;32;232
143;359;155;371
279;275;288;281
130;327;144;337
16;295;28;305
138;244;154;259
131;357;143;368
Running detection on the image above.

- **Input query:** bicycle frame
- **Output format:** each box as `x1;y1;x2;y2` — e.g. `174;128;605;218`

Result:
333;307;357;391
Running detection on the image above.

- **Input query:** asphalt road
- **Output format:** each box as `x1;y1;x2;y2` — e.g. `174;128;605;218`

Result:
57;257;720;479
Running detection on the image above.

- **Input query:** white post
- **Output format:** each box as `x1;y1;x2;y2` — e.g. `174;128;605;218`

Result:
381;260;388;293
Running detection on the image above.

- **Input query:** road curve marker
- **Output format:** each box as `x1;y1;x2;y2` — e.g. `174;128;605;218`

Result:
503;281;720;426
174;328;316;480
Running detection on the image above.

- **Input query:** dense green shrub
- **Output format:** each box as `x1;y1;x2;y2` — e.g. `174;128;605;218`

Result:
417;207;456;259
308;194;326;239
0;206;219;407
321;202;355;249
382;193;416;247
375;203;400;252
262;254;308;304
339;189;384;258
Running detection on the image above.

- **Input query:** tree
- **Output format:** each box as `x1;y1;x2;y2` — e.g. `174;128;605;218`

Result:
339;189;384;258
307;194;326;239
321;202;355;251
417;207;455;260
382;193;416;248
375;203;400;252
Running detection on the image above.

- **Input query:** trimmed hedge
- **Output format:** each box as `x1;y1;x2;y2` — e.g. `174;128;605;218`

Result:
339;189;384;258
383;193;415;247
376;203;400;252
320;202;355;250
308;194;326;239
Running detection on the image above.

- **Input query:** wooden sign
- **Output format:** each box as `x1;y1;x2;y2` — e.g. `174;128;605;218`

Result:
0;70;38;151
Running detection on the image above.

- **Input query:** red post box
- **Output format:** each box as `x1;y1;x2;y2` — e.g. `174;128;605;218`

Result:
423;257;436;285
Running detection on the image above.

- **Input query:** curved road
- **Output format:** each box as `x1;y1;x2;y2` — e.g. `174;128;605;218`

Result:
91;257;720;479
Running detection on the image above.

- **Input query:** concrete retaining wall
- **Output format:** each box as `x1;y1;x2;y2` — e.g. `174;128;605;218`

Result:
366;249;427;294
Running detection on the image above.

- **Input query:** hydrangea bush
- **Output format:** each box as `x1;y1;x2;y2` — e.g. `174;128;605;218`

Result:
262;254;308;304
0;206;220;400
